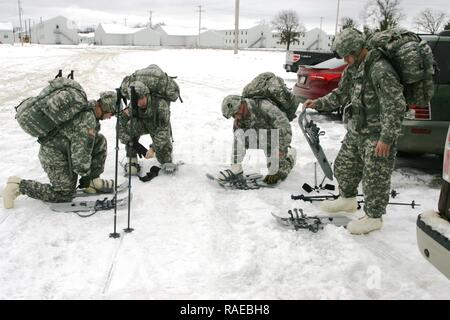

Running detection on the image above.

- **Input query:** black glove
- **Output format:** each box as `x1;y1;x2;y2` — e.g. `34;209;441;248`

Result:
139;166;161;182
78;176;91;189
132;138;148;158
263;172;283;185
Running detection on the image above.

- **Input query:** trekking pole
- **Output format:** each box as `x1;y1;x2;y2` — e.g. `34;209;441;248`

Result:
109;89;122;239
357;200;420;209
124;86;138;233
314;162;318;191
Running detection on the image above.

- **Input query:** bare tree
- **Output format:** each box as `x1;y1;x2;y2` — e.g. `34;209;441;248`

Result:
445;21;450;30
414;9;447;34
272;10;305;50
341;17;359;30
365;0;404;31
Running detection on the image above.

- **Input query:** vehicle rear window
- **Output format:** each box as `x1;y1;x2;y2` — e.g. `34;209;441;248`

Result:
311;58;346;69
432;41;450;84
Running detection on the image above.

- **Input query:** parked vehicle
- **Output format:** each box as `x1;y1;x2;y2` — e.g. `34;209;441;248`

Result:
416;124;450;280
284;50;334;73
397;33;450;155
292;31;450;155
292;58;346;103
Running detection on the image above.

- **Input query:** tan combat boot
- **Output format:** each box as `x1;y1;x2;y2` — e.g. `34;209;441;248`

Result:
84;178;115;194
3;176;22;209
320;196;358;214
347;215;383;235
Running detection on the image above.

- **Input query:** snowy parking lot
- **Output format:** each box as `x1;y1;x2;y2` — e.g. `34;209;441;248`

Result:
0;44;448;299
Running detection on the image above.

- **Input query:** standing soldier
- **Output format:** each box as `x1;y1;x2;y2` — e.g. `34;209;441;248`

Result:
303;28;406;234
220;95;297;186
119;81;176;175
2;91;117;208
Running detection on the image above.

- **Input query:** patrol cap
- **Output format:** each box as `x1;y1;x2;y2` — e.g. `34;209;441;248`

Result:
332;28;365;59
221;95;243;119
129;81;149;98
99;91;117;114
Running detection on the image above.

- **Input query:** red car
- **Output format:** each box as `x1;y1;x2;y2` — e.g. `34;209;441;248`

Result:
293;58;347;102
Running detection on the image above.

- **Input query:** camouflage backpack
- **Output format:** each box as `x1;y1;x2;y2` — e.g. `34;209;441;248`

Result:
242;72;298;121
15;77;88;139
367;28;437;107
120;64;181;102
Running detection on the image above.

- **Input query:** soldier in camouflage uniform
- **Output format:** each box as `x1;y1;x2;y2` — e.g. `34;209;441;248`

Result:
304;28;406;234
220;95;297;185
119;81;175;174
2;91;117;209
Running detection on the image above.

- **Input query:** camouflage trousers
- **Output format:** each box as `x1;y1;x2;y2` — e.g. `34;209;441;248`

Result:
19;134;108;203
232;132;294;179
334;132;397;218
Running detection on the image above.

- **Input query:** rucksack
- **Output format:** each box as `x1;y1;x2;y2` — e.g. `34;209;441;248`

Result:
120;64;181;102
15;77;88;139
367;28;437;107
242;72;298;121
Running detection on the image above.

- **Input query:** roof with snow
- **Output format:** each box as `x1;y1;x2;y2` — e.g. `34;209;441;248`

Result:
0;22;13;31
158;26;199;36
99;23;145;35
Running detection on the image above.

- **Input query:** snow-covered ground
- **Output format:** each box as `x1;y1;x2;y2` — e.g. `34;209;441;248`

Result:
0;44;448;299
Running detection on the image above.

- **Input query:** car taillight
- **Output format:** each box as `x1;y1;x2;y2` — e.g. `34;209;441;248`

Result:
443;126;450;183
292;54;300;63
404;104;431;120
308;72;341;82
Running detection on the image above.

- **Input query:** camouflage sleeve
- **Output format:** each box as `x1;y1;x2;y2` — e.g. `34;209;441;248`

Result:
371;60;406;145
151;99;172;149
316;66;351;112
69;111;97;177
260;102;292;152
118;111;147;144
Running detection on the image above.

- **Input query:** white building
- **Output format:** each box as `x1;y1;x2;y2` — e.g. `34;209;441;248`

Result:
30;16;79;45
198;30;223;48
0;22;14;44
133;28;161;46
95;24;160;46
155;26;198;47
220;24;273;49
78;32;95;45
299;28;333;50
286;28;333;51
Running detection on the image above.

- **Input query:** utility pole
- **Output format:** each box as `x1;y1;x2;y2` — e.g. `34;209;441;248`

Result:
18;0;23;31
148;10;153;28
318;17;324;50
234;0;239;54
197;5;204;47
334;0;341;35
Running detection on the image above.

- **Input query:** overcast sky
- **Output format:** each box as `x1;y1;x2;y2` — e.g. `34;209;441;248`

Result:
1;0;448;33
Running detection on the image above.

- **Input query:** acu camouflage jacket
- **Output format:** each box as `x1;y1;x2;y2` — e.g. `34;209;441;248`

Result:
316;50;406;145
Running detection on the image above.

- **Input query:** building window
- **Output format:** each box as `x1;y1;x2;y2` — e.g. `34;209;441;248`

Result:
245;31;247;35
302;42;304;45
4;35;8;38
233;39;235;43
241;39;243;43
56;25;59;29
241;31;243;35
245;39;247;44
233;31;235;35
